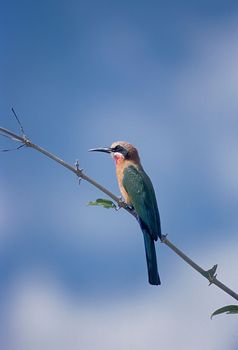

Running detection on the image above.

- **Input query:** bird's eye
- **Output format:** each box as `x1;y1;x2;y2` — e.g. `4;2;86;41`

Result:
112;145;128;158
113;145;121;152
111;145;121;153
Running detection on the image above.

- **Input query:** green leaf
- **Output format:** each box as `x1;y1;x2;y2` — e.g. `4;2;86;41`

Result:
211;305;238;319
87;198;117;209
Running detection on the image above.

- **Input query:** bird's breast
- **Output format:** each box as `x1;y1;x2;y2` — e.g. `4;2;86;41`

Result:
115;162;132;205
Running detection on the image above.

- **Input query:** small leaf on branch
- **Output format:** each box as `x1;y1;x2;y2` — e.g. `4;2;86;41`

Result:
87;198;117;209
211;305;238;319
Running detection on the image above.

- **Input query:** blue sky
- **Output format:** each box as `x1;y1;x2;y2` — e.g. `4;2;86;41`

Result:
1;0;238;349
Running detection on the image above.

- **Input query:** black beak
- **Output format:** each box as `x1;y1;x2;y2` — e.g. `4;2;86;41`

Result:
88;147;112;154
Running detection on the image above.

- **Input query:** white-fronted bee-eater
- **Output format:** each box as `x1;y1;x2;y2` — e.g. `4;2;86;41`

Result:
89;141;162;285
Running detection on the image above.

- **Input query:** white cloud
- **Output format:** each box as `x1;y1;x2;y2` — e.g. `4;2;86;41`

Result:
5;238;238;350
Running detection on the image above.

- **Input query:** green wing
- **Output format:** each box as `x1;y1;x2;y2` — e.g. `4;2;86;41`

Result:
123;165;161;241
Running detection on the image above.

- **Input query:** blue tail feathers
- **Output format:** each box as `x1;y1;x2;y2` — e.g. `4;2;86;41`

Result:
143;231;161;285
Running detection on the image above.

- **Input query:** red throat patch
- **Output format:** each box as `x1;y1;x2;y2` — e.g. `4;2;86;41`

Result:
113;153;124;165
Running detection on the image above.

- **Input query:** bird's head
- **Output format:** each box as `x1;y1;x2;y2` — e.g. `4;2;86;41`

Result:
89;141;140;165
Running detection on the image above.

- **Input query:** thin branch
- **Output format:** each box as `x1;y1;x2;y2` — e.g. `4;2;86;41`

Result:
0;127;134;215
162;236;238;301
1;126;238;302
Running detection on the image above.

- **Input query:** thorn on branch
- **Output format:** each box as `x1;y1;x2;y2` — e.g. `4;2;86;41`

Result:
75;159;83;172
11;108;26;137
75;159;80;170
75;159;84;185
1;108;30;151
208;275;217;286
1;144;26;152
202;264;218;285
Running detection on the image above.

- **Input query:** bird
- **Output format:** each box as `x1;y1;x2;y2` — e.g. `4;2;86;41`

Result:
89;141;162;285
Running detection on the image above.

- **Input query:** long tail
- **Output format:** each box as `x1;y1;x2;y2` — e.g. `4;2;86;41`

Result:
142;231;161;285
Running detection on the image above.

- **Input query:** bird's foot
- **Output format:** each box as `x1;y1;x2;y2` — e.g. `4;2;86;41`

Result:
126;204;134;211
117;197;135;212
116;197;125;210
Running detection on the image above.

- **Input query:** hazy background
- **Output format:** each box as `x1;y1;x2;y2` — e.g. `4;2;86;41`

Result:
1;0;238;349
